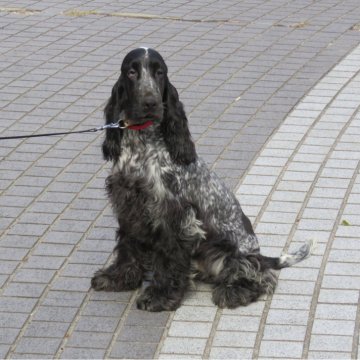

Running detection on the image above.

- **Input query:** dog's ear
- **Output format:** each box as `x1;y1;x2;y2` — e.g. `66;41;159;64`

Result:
161;81;196;165
102;76;125;162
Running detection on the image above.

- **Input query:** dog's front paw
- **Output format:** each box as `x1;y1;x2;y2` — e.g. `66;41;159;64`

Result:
136;286;182;312
91;266;142;292
91;269;116;291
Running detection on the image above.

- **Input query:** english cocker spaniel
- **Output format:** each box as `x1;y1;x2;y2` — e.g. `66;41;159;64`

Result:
91;48;312;311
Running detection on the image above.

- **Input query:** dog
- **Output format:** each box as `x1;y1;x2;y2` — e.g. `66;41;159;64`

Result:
91;48;311;311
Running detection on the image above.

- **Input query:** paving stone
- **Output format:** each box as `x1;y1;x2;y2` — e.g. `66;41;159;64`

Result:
118;326;164;343
2;283;46;298
209;347;253;359
217;315;261;332
161;337;207;355
173;306;217;322
15;337;62;355
82;301;126;317
32;306;78;323
309;334;353;352
0;328;20;345
66;331;113;349
75;315;120;333
212;331;256;347
110;342;158;359
259;340;303;358
24;321;70;339
60;347;106;359
168;321;212;338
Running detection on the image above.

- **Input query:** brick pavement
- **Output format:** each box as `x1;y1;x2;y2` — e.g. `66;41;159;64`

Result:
0;1;360;358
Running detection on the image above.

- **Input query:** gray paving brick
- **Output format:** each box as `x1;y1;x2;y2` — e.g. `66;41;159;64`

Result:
308;350;352;359
0;328;20;345
15;337;62;355
110;341;158;359
0;345;10;359
209;347;253;359
0;248;29;261
13;269;55;283
82;301;126;317
2;282;46;298
0;297;37;313
0;312;29;329
51;277;90;292
118;325;164;343
161;337;207;356
66;331;113;349
169;321;212;338
309;334;353;352
315;304;357;320
22;255;65;270
33;244;73;257
24;321;70;338
32;306;78;323
173;306;217;322
125;309;170;327
259;340;303;358
60;347;106;359
266;309;309;326
217;315;260;332
213;331;256;347
75;315;120;333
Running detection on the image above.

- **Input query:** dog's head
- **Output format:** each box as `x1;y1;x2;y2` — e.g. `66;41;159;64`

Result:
102;48;196;165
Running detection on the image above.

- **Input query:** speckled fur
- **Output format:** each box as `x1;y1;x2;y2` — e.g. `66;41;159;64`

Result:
91;48;311;311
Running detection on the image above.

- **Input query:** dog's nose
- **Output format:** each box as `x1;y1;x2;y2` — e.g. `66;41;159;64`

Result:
143;96;157;112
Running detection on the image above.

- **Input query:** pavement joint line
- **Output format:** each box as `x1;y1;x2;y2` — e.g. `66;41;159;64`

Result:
302;158;360;359
235;47;360;359
228;36;352;181
233;38;360;197
256;103;360;358
0;11;138;141
2;1;360;357
154;310;175;358
172;0;351;153
6;135;110;358
0;14;174;202
239;56;360;231
202;306;222;358
50;199;114;358
352;290;360;359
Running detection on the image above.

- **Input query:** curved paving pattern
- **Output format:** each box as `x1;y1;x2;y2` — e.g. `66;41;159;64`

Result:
0;1;360;359
157;42;360;360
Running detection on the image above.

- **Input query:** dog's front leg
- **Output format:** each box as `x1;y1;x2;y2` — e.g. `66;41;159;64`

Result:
91;239;143;292
136;243;190;312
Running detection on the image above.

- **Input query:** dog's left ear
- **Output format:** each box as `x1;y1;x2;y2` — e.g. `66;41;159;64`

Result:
102;76;125;162
161;81;196;165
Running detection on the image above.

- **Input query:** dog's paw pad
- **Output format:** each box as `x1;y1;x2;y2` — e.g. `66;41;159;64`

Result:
136;286;180;312
91;270;113;291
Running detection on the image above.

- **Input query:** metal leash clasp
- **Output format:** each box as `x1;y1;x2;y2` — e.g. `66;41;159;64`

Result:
97;119;128;131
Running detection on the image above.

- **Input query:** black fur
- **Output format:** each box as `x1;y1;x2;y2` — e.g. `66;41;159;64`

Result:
91;48;312;311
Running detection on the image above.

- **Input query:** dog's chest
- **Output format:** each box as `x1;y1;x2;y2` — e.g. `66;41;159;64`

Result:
114;139;173;199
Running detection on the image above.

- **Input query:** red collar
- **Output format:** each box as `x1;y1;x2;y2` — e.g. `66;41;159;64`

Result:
126;120;154;131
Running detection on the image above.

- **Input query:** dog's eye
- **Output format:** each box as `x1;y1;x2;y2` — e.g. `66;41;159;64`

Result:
127;69;138;79
156;69;164;77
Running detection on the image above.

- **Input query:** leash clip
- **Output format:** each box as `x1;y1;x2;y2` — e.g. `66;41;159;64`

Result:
98;120;128;131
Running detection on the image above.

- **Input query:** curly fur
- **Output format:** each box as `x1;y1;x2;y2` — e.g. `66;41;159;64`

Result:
91;48;312;311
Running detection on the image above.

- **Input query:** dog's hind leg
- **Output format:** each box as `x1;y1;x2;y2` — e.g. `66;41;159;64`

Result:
211;254;278;308
192;241;277;308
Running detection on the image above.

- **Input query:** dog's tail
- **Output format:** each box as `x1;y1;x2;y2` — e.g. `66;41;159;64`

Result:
249;240;315;271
